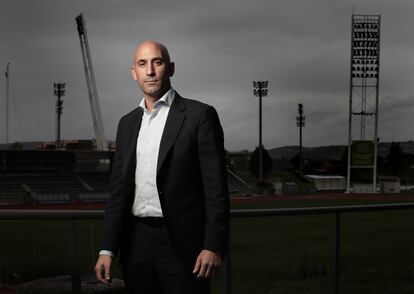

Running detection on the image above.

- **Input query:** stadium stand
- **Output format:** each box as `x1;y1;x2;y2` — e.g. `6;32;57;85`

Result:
78;191;110;203
31;192;71;204
228;182;244;196
23;173;86;196
0;173;29;205
0;149;249;207
77;172;110;191
227;169;252;196
0;150;112;205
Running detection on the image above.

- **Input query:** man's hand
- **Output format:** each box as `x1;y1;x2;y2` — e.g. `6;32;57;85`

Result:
95;255;112;285
193;249;222;278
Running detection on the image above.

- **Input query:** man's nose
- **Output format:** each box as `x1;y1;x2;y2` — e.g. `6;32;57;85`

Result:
146;64;155;76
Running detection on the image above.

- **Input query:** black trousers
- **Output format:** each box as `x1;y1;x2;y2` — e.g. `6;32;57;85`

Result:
121;218;210;294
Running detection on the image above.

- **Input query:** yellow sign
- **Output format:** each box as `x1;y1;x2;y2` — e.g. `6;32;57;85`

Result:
351;141;374;167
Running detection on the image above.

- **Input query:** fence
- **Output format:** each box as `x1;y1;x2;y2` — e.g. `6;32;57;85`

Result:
2;202;414;293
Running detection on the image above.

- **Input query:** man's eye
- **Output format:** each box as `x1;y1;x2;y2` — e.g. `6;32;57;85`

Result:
137;62;145;67
155;61;163;65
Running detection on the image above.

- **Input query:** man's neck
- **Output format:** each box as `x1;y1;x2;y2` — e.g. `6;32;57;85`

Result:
144;96;159;112
144;88;171;112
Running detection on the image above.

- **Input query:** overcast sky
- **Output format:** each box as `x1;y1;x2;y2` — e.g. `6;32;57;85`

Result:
1;0;414;151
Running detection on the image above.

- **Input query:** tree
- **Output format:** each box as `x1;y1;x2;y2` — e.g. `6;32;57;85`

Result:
386;142;402;175
290;154;300;170
401;152;414;185
9;142;23;150
339;146;348;176
249;146;273;179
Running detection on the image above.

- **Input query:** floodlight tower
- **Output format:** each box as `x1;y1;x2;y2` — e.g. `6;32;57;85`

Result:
296;103;305;172
346;14;381;193
76;13;107;151
253;80;268;183
5;63;10;144
53;83;66;150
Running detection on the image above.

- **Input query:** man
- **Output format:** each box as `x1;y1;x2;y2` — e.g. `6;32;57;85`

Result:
94;41;229;294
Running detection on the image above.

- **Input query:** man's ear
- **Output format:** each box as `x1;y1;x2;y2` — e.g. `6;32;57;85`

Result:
169;62;175;77
131;66;138;81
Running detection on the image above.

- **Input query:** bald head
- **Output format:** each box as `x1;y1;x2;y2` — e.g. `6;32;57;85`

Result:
133;41;172;66
131;40;175;101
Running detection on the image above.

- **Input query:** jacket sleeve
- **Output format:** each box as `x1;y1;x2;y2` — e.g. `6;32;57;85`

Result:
100;117;126;256
197;106;230;255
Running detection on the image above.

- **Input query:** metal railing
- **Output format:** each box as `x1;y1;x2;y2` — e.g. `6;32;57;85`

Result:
2;202;414;294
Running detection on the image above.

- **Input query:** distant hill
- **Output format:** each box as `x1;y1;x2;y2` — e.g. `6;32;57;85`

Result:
2;140;414;160
268;145;345;161
268;141;414;161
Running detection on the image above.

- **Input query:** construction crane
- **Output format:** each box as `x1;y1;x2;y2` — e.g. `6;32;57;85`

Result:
75;13;107;151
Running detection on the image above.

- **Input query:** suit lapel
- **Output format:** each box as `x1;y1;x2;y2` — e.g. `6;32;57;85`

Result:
157;93;186;174
125;108;143;179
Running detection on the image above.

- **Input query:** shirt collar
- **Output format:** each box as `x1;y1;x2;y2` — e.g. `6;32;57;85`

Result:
138;88;175;113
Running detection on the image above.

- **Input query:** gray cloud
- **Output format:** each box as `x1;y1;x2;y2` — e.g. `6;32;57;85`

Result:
1;0;414;150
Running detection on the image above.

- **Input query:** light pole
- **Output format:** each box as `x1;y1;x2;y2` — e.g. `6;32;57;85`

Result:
296;103;305;172
347;14;381;193
5;63;10;144
53;83;66;150
253;80;268;183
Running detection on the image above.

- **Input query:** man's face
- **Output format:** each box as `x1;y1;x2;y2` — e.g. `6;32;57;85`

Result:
131;42;174;99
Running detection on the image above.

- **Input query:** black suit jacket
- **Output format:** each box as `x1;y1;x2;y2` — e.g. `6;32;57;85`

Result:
100;92;230;270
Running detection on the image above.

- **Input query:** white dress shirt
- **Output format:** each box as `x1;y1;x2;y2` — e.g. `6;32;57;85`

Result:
99;88;174;257
132;88;174;217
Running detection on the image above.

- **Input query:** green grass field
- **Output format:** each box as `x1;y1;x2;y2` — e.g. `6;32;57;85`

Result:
2;199;414;293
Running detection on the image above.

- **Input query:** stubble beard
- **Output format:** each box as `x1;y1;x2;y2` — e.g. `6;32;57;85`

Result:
140;79;170;99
